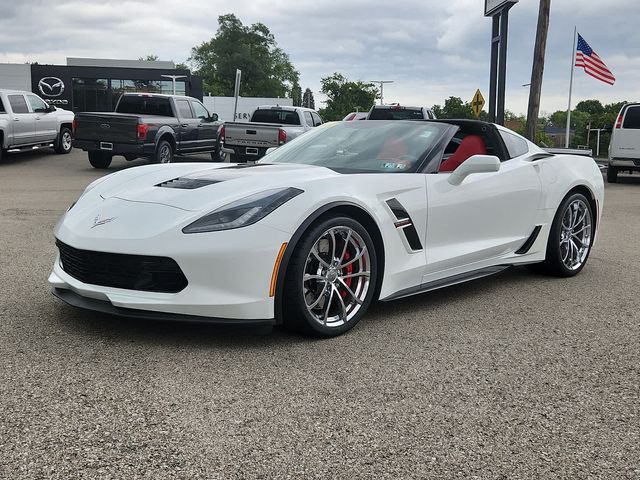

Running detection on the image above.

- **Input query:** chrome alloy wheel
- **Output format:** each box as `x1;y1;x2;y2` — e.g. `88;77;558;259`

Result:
560;198;592;271
302;226;371;328
62;131;72;151
159;144;172;163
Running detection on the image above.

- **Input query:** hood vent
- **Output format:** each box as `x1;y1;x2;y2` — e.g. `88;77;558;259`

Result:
155;177;222;189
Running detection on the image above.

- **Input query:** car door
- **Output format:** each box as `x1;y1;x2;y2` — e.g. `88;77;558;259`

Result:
423;129;542;280
174;98;199;152
27;94;57;143
190;100;217;151
7;94;37;145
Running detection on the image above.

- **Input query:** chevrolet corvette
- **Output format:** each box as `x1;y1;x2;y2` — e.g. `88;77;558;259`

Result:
50;120;604;336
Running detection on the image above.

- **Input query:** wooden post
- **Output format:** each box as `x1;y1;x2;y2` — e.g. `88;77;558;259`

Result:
525;0;551;141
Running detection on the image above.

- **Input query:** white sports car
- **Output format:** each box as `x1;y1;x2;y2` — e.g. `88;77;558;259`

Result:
50;120;604;336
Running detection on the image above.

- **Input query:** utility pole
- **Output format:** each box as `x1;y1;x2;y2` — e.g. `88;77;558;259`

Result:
525;0;551;141
369;80;394;105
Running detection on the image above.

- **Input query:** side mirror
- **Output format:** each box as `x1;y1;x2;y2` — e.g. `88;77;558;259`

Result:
208;113;218;122
447;155;500;186
46;105;56;113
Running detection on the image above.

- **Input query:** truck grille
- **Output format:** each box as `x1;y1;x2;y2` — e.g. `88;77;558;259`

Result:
56;240;188;293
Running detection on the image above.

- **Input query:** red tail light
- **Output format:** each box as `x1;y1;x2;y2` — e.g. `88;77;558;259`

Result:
72;118;77;133
615;112;624;129
278;128;286;145
137;123;148;140
219;125;225;140
346;113;356;121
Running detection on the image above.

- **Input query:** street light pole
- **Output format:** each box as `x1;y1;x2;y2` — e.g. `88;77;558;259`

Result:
369;80;394;105
161;74;187;95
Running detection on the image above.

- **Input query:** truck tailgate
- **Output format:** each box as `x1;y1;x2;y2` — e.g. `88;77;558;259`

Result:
224;122;281;149
74;112;140;144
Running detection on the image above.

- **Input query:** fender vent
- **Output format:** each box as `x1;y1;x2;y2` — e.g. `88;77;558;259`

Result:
386;198;423;251
155;177;222;189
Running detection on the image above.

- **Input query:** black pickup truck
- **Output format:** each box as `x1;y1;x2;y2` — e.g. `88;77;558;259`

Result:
73;93;222;169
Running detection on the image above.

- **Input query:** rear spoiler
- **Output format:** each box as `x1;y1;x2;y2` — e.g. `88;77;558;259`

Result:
543;148;593;157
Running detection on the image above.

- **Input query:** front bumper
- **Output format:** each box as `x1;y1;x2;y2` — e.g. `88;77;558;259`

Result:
49;221;290;322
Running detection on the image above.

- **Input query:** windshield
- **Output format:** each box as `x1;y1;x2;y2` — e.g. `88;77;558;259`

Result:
368;107;424;120
259;121;446;173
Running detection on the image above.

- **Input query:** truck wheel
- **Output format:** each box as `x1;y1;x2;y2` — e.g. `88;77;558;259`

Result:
54;127;73;154
88;151;112;169
606;165;618;183
210;145;226;162
154;140;174;164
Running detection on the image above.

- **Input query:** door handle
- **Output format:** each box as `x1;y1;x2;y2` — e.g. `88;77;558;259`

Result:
13;118;19;121
181;123;189;127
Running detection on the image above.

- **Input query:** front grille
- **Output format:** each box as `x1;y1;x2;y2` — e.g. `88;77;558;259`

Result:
56;240;188;293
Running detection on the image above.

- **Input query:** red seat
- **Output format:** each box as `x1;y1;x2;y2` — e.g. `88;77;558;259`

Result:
377;137;407;159
439;135;487;172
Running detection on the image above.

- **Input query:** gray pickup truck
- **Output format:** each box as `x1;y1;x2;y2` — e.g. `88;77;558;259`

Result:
0;89;75;161
73;93;222;169
221;105;323;161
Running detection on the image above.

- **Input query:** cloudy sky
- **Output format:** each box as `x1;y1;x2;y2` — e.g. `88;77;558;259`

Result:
0;0;636;115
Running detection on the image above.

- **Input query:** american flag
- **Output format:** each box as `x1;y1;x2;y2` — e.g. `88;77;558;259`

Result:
575;34;615;85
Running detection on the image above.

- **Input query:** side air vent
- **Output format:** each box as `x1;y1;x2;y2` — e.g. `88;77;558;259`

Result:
386;198;423;251
515;225;542;254
155;177;222;189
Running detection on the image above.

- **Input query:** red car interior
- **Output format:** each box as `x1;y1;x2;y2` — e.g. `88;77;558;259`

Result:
439;135;488;172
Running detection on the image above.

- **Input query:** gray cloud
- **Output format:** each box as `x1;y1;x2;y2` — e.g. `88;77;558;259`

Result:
0;0;636;114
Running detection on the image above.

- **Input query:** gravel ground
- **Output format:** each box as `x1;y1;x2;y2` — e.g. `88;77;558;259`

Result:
0;149;638;479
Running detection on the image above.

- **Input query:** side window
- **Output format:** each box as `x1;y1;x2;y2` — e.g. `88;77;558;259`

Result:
27;94;48;113
8;95;29;114
311;112;323;126
191;101;209;120
176;99;194;119
0;97;5;113
303;111;313;126
499;130;529;158
623;106;640;129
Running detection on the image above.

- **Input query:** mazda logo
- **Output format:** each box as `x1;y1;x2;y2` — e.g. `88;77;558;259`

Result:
38;77;65;97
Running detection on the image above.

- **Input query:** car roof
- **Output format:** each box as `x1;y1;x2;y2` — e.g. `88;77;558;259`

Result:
0;89;33;95
255;105;316;112
371;105;426;110
121;92;195;100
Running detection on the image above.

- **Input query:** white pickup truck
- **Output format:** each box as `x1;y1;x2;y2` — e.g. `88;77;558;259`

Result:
0;89;75;161
221;105;323;161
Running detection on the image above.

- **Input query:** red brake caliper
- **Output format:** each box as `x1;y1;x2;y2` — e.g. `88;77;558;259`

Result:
340;250;353;298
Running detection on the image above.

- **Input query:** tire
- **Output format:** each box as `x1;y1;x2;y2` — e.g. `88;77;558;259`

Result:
531;192;594;277
154;139;174;164
606;165;618;183
283;216;378;337
54;127;72;154
88;151;112;169
210;145;225;162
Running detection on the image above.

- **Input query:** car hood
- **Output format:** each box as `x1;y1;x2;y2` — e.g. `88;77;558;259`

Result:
96;163;338;212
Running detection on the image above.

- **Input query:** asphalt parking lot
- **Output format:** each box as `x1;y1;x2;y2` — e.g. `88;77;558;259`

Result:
1;148;638;479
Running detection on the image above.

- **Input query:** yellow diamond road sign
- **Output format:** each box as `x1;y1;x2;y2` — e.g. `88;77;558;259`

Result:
471;89;485;118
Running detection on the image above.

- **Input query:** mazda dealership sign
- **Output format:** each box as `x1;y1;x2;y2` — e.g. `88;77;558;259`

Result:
38;77;65;97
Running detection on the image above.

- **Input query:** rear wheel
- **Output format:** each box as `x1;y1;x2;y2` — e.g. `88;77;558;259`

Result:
154;140;173;164
88;151;112;169
283;216;378;336
54;127;72;154
606;165;618;183
531;192;594;277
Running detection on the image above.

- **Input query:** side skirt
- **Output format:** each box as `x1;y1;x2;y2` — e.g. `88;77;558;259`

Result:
381;265;510;302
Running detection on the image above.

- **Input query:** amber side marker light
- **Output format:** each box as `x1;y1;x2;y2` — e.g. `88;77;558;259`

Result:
270;243;288;297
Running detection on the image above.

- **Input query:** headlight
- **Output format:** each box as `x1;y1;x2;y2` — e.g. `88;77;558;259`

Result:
182;187;303;234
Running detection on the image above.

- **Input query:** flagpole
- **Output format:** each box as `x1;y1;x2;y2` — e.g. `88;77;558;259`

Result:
565;26;578;148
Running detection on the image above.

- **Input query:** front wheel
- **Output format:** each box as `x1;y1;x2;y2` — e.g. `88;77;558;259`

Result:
606;165;618;183
54;127;72;154
154;140;174;164
533;193;594;277
88;151;112;169
283;216;378;337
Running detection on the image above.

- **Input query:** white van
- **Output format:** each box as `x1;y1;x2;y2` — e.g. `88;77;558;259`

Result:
608;103;640;182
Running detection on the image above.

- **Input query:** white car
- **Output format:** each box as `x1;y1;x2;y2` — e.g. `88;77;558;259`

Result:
607;102;640;182
49;120;604;337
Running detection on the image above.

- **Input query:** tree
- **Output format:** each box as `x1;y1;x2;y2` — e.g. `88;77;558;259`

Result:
303;88;315;109
431;96;475;119
291;80;302;107
139;55;159;61
318;73;378;121
189;14;299;98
